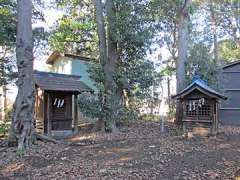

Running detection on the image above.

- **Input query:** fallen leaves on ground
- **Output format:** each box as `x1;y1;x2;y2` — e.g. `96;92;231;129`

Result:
0;121;240;180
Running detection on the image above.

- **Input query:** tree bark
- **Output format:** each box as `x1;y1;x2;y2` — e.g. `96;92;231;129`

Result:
209;0;218;64
0;47;7;121
3;85;7;120
93;0;108;132
93;0;121;133
9;0;35;150
105;0;122;133
167;76;171;119
175;0;191;124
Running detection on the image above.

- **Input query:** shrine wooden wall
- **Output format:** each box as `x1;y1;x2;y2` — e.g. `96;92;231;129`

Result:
35;88;44;133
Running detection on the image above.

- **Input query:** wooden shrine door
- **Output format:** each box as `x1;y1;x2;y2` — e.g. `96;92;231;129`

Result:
51;93;72;130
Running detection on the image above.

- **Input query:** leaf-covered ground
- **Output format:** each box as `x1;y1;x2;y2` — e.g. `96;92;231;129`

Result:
0;121;240;180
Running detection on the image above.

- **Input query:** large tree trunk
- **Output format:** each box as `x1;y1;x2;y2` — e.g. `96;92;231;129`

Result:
175;0;191;124
93;0;108;131
106;0;121;133
93;0;108;66
93;0;121;133
9;0;35;150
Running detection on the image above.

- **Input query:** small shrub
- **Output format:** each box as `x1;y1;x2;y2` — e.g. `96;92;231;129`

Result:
140;114;161;122
78;93;101;120
5;107;13;122
0;122;10;137
16;149;26;158
174;126;184;136
117;106;139;126
0;107;12;137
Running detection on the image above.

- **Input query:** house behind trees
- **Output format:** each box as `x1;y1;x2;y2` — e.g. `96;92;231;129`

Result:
46;51;97;92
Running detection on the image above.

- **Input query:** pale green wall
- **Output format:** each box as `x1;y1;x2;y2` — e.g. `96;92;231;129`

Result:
49;56;97;92
71;59;97;91
50;56;72;74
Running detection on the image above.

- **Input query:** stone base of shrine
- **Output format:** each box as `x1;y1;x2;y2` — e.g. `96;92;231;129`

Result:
51;130;74;138
183;121;216;137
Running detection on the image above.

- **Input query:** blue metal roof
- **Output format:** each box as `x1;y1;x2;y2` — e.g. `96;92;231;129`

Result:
173;79;227;100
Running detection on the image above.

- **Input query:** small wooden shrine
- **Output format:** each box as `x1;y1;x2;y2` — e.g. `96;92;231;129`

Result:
34;71;93;136
173;79;227;135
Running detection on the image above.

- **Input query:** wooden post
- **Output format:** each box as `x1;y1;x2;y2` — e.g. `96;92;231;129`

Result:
34;88;38;128
211;100;217;135
43;91;46;134
182;100;186;121
160;117;164;133
73;94;79;133
215;101;219;134
47;93;52;136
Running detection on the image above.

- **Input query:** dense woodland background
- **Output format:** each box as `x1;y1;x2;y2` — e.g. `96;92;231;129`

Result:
0;0;239;150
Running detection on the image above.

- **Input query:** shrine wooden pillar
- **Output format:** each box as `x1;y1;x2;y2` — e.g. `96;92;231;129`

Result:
73;94;79;133
214;101;219;134
47;92;52;136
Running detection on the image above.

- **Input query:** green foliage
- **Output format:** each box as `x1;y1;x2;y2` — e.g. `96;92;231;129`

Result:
113;0;155;59
140;114;161;122
0;106;12;137
78;93;101;120
116;106;139;125
0;0;17;86
186;43;219;86
87;62;104;91
4;107;13;122
219;39;240;63
123;59;155;100
49;0;98;57
16;149;26;158
0;122;10;136
0;0;16;46
173;126;184;136
76;0;156;125
112;0;157;102
79;60;155;125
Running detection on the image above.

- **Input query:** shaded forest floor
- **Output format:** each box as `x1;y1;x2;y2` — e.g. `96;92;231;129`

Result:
0;121;240;180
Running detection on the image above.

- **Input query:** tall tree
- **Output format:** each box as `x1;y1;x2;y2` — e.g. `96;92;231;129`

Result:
92;0;156;131
51;0;155;132
105;0;122;132
93;0;109;131
175;0;191;124
9;0;35;150
93;0;121;132
218;0;240;47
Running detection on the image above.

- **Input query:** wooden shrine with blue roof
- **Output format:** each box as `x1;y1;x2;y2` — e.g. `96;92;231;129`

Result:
173;79;227;135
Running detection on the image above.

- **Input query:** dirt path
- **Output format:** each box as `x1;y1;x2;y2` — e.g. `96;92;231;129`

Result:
0;121;239;180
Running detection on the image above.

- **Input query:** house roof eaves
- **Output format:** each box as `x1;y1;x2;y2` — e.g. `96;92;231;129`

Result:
222;59;240;69
46;51;96;65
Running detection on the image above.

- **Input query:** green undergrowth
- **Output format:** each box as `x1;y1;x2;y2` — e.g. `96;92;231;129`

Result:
0;122;10;138
140;114;167;122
